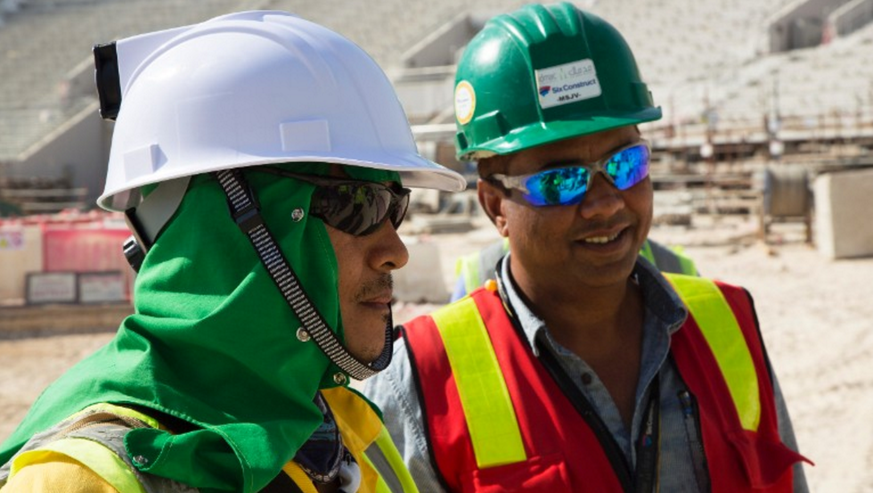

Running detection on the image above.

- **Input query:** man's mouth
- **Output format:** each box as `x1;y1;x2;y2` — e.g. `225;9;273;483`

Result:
582;231;622;244
579;225;628;245
356;274;394;306
361;292;393;305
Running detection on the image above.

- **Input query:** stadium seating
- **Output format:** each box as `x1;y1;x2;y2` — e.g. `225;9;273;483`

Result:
0;0;870;168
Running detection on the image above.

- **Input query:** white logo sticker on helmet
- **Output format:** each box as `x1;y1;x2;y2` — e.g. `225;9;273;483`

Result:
535;59;601;109
455;81;476;125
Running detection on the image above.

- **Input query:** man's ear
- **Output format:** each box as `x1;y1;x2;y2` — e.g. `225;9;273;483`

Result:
477;179;509;237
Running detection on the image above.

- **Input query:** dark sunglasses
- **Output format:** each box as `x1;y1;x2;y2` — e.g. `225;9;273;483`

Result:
487;141;651;207
258;167;411;236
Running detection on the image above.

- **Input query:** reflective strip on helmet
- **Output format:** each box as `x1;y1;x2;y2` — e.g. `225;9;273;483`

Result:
431;298;527;468
667;274;761;431
9;438;146;493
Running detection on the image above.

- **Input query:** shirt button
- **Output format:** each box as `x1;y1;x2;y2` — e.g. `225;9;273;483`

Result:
581;373;593;385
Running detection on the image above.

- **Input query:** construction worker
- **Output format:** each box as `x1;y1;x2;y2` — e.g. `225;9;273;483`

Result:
363;3;810;492
0;11;464;493
451;237;697;301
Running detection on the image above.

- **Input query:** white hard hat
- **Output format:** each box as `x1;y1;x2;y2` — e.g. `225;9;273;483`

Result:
98;11;466;212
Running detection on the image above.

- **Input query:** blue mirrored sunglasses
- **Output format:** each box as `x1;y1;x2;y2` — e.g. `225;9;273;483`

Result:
487;141;651;207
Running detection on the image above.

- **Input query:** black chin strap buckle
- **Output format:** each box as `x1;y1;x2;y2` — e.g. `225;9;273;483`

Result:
122;235;145;272
232;202;263;234
122;208;152;273
218;170;263;234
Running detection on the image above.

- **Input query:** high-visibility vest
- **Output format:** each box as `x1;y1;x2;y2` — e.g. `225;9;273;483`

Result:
640;240;698;276
402;274;805;492
454;239;697;300
0;388;416;493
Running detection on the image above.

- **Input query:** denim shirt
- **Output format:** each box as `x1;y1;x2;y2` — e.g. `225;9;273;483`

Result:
363;255;808;492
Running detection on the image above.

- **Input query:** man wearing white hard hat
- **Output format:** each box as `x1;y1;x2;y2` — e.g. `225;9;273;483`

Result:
0;11;464;493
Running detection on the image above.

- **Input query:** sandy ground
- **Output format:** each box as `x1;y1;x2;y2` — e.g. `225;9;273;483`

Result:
1;217;871;492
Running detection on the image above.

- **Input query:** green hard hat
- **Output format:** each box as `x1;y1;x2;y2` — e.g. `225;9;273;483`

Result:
454;2;662;160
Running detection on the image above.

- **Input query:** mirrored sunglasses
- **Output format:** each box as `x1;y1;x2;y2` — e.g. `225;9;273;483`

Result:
487;141;651;207
258;167;411;236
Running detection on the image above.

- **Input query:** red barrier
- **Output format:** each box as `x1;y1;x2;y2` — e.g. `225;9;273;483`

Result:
42;222;133;300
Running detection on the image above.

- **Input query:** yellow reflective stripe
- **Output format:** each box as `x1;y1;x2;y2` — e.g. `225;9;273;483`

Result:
374;474;391;493
321;388;416;492
677;255;698;276
360;453;392;493
461;252;481;295
82;403;164;430
639;240;655;264
668;274;761;431
10;437;146;493
668;245;698;276
373;426;419;492
281;462;318;493
431;298;526;468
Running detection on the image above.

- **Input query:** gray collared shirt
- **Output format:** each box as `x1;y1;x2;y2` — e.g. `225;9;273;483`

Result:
363;255;808;492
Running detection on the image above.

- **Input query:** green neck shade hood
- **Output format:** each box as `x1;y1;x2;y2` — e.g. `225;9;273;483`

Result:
0;163;399;492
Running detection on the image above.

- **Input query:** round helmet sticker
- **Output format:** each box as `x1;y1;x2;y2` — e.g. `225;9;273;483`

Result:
455;81;476;125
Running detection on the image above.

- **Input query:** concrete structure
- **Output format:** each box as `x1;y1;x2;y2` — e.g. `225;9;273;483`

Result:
828;0;873;38
814;168;873;258
392;241;450;303
768;0;853;52
3;0;873;207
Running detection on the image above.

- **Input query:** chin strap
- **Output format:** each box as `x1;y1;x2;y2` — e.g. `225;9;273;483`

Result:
213;168;393;382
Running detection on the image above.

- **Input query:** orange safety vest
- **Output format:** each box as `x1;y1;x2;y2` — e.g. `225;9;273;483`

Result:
402;274;806;492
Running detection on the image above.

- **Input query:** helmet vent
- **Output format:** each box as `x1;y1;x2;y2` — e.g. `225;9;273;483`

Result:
124;144;164;181
280;120;331;153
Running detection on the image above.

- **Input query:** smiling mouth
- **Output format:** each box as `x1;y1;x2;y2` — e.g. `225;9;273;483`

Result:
582;231;621;245
582;230;623;244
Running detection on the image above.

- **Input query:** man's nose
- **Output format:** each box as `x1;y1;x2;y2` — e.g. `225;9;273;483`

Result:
578;172;624;219
369;221;410;271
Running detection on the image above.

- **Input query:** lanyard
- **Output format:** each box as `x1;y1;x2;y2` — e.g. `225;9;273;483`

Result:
496;267;661;493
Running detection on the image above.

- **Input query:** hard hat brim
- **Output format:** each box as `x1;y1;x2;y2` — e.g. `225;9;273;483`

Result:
98;151;467;212
458;107;662;160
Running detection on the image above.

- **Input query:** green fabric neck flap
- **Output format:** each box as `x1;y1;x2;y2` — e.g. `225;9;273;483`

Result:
0;163;401;492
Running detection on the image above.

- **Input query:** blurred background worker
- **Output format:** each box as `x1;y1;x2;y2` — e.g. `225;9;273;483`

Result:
364;3;810;492
0;11;464;493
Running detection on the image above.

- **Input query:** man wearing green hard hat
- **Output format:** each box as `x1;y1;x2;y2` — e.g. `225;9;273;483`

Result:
364;3;810;492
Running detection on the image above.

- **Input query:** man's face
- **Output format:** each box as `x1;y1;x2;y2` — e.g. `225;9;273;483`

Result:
325;199;409;364
479;125;653;296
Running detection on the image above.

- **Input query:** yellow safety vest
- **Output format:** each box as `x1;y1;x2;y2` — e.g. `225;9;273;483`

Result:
2;387;416;493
